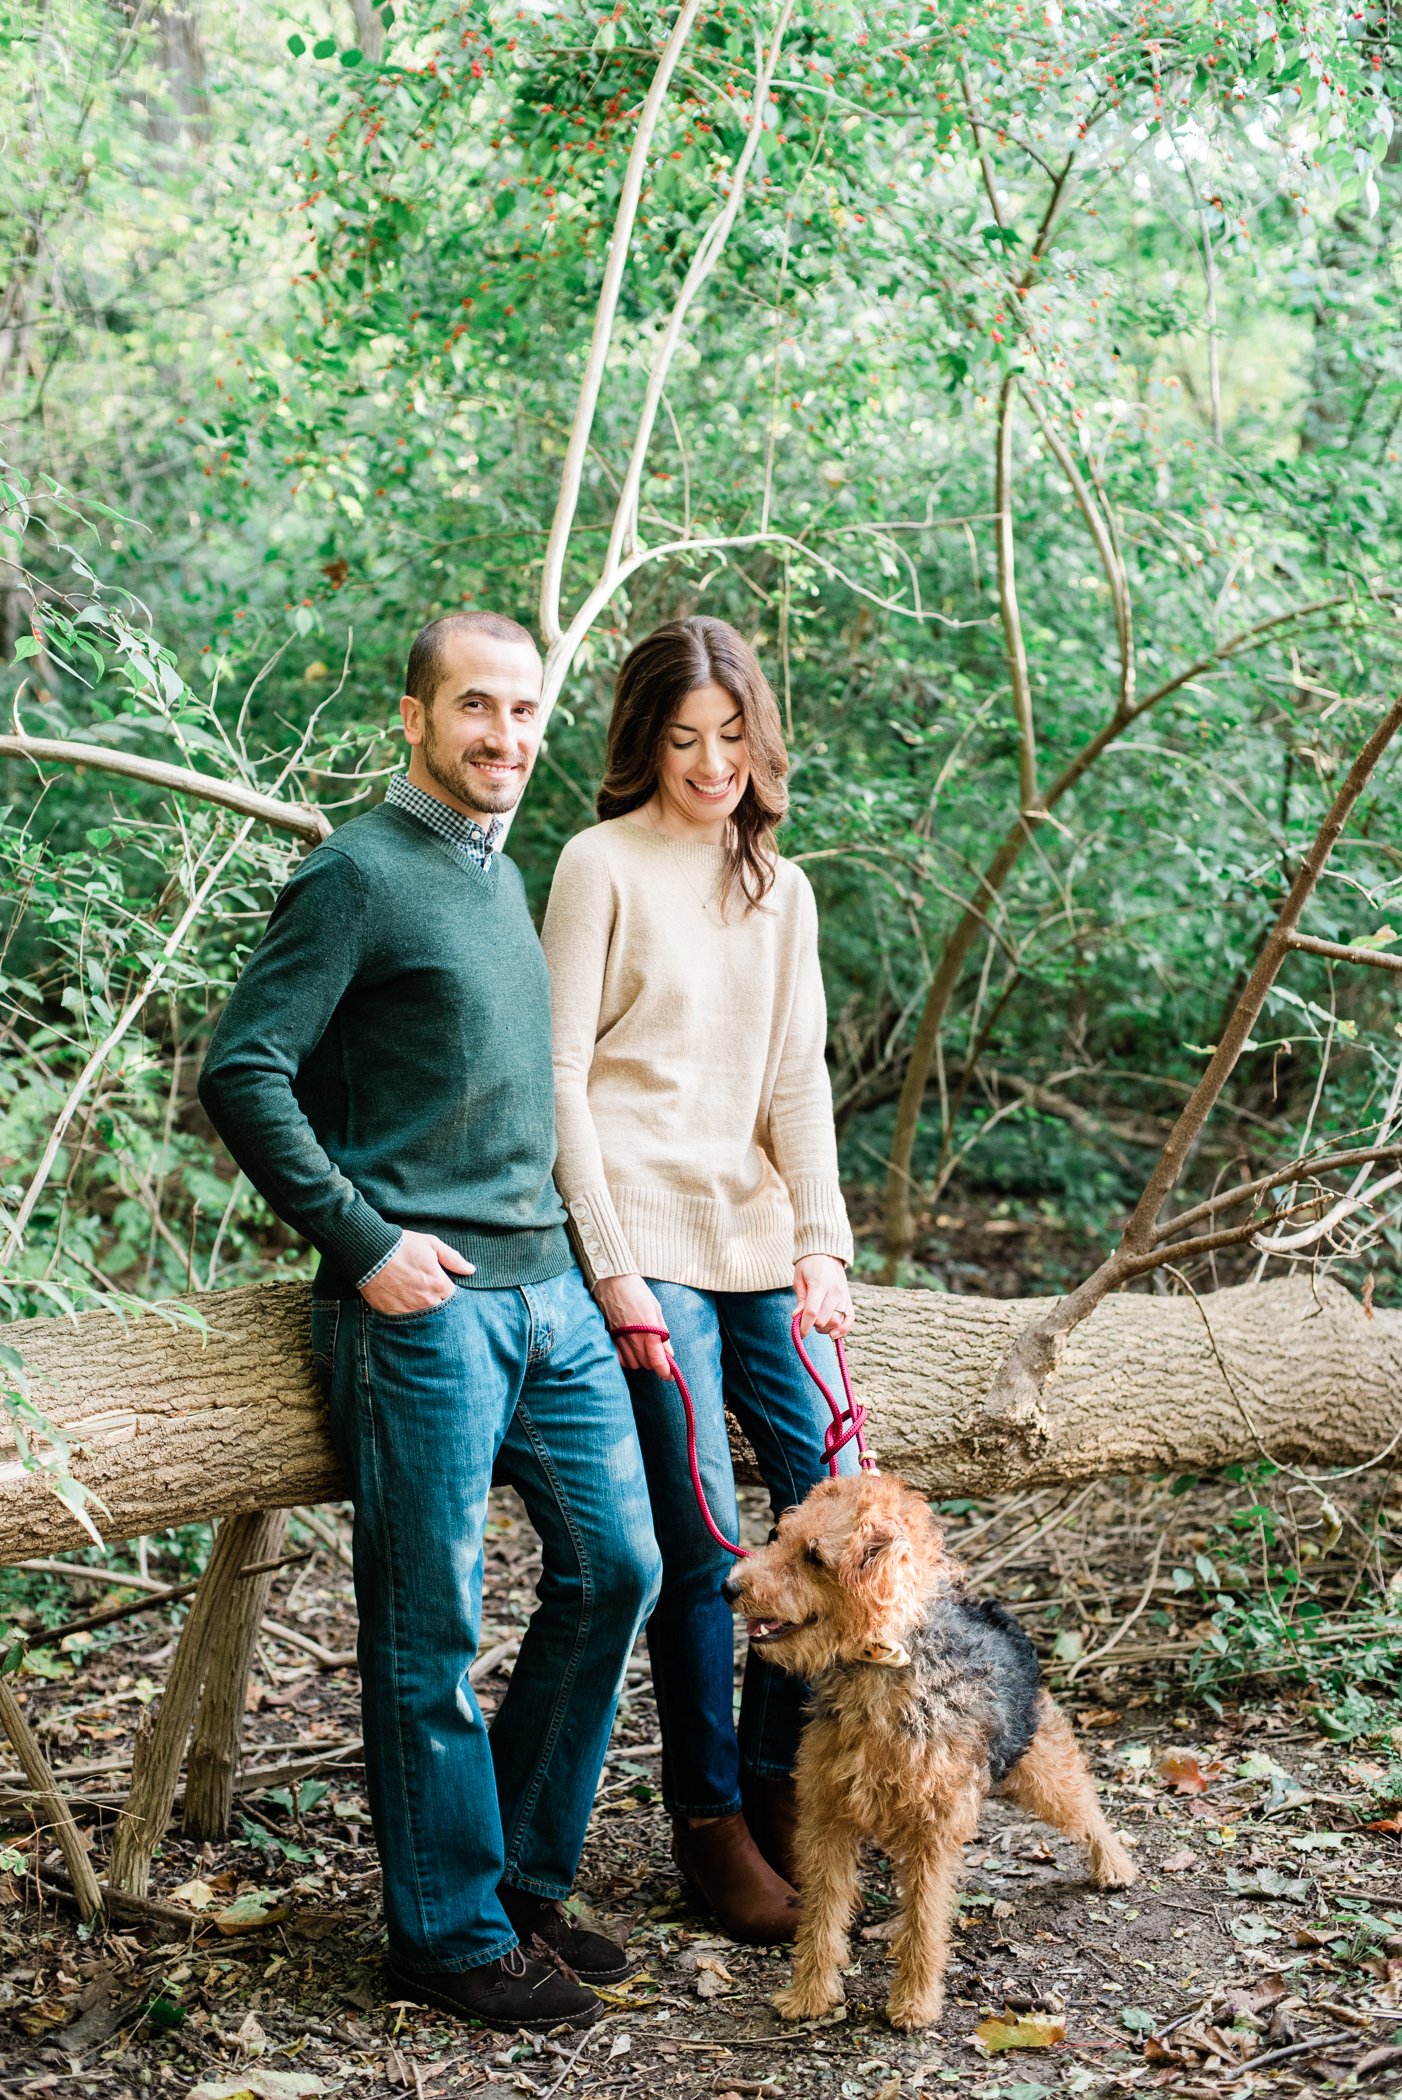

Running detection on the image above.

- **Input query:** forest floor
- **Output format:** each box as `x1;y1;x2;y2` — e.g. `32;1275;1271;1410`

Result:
3;1478;1401;2100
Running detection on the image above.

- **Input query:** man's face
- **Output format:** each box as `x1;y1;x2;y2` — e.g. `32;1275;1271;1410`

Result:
400;630;544;819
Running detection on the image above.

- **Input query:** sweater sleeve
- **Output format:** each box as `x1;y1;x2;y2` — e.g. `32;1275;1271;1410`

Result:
767;870;854;1266
197;847;404;1286
540;834;642;1287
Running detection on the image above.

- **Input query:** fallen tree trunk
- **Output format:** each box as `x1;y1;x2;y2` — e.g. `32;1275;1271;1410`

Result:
1;1274;1399;1560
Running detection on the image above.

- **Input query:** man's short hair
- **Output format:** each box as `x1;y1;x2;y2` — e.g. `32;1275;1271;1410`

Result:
404;610;540;708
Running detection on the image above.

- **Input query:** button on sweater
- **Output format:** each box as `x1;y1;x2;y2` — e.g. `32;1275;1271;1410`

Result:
198;801;570;1295
540;816;853;1292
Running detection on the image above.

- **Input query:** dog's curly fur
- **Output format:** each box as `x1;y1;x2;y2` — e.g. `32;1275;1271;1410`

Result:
724;1472;1135;2031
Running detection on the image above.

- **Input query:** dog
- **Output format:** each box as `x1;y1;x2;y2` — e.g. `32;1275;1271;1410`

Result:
723;1471;1135;2030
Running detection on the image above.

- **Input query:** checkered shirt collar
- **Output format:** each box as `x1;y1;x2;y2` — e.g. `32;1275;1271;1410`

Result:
384;772;503;869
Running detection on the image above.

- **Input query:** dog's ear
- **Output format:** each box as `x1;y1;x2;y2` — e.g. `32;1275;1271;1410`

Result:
840;1520;910;1589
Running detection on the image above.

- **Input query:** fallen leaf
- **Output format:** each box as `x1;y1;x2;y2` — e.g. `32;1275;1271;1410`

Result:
1080;1708;1121;1728
975;2009;1066;2053
695;1955;734;2000
1368;1815;1402;1834
1356;2043;1402;2077
1158;1751;1213;1795
171;1876;217;1912
607;2032;631;2059
186;2078;334;2100
1159;1847;1197;1873
1143;2035;1187;2066
213;1891;292;1937
230;2011;268;2056
1226;1866;1312;1902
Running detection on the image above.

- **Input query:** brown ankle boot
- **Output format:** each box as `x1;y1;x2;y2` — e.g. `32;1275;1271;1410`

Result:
741;1773;801;1887
671;1813;801;1944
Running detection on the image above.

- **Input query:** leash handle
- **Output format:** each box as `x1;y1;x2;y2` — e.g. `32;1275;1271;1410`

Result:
609;1312;877;1563
608;1324;749;1560
789;1312;878;1476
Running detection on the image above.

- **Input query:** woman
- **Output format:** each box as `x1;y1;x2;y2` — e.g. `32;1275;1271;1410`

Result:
541;614;858;1945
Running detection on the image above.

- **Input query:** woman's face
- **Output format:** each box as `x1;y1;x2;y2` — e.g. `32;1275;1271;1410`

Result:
654;680;751;837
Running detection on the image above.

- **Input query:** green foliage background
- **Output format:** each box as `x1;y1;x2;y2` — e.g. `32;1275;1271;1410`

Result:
2;0;1400;1333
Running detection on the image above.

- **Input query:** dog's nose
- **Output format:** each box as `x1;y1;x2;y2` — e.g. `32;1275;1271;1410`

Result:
721;1575;743;1605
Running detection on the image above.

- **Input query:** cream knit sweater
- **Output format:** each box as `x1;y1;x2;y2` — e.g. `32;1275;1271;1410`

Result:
541;816;854;1292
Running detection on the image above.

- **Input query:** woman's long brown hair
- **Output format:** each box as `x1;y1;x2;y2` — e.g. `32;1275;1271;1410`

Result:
596;616;788;912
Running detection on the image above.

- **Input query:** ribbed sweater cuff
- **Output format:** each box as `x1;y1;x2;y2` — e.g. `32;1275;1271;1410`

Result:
321;1204;405;1291
788;1176;855;1266
565;1183;640;1286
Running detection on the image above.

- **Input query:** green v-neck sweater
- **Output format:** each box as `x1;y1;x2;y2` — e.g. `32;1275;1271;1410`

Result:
198;802;570;1294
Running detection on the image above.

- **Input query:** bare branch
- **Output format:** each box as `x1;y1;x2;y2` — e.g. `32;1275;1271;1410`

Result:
1286;931;1402;973
1021;385;1134;715
1153;1143;1402;1243
879;584;1402;1270
1;818;258;1261
995;376;1037;810
0;735;329;843
538;0;704;647
977;692;1402;1439
605;0;795;578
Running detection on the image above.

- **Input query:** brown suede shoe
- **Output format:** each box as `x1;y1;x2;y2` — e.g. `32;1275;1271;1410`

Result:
741;1772;801;1887
671;1812;801;1944
386;1945;599;2031
499;1885;633;1982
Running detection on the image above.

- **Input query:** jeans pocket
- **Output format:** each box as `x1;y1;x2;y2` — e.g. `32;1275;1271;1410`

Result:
363;1290;457;1326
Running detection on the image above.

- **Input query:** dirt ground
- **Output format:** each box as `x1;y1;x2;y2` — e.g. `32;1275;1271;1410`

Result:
3;1479;1401;2099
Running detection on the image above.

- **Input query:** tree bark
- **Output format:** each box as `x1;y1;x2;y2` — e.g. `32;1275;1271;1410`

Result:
1;1275;1399;1561
182;1507;288;1840
106;1511;276;1896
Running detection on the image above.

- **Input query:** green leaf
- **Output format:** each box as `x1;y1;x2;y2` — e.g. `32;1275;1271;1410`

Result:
287;33;306;55
340;47;363;66
12;635;40;660
312;36;336;58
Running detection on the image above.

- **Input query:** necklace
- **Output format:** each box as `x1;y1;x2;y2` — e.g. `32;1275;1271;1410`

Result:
643;806;724;921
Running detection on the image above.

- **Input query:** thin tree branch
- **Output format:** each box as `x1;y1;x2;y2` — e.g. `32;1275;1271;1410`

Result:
0;735;329;842
1;819;257;1260
538;0;704;647
1154;1142;1402;1242
879;584;1402;1270
995;375;1037;810
1285;931;1402;973
978;693;1402;1433
1021;385;1134;715
605;1;796;577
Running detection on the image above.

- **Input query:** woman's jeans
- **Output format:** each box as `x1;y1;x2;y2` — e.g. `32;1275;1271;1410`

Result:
311;1264;662;1972
626;1283;860;1821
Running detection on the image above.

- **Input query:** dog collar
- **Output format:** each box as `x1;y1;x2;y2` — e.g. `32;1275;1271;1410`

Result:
856;1639;912;1669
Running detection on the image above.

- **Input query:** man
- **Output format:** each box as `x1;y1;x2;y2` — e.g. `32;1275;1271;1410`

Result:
199;610;662;2031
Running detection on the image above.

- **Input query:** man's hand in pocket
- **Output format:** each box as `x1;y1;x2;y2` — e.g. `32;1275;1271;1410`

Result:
360;1232;475;1314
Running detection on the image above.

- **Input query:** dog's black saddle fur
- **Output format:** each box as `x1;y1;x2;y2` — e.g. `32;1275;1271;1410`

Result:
868;1586;1043;1784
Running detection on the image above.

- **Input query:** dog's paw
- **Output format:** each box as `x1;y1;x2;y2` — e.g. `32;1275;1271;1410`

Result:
1091;1837;1137;1889
774;1981;844;2023
886;1986;943;2032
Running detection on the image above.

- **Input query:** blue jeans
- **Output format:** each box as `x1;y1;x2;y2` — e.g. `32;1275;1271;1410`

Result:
312;1264;662;1972
626;1283;860;1820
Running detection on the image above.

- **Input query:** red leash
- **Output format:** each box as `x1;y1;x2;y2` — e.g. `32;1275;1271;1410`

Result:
609;1311;877;1561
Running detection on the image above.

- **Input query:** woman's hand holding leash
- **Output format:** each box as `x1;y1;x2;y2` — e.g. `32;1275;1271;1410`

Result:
793;1254;853;1338
595;1274;673;1377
